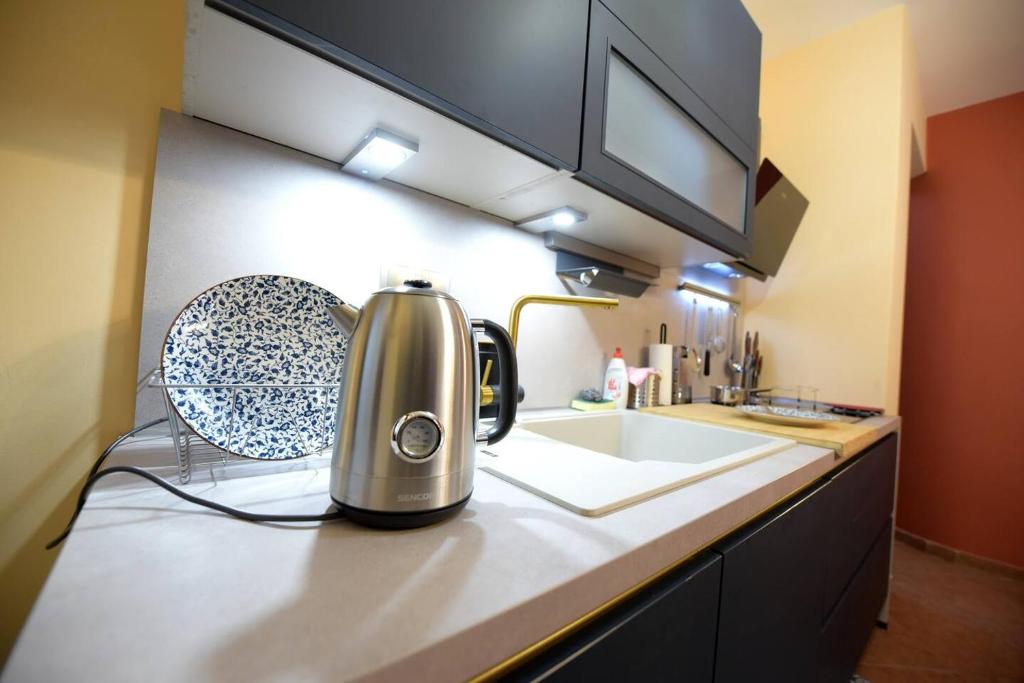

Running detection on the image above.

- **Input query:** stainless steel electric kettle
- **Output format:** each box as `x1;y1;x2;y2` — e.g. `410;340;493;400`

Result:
327;280;517;528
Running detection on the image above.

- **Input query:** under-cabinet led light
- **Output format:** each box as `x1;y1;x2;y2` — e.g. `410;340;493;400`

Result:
341;128;419;181
551;210;578;227
702;262;745;279
514;206;588;232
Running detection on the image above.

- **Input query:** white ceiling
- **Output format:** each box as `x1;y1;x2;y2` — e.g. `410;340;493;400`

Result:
742;0;1024;115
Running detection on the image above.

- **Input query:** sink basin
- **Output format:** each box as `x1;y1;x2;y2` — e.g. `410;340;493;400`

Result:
518;410;783;465
480;411;795;515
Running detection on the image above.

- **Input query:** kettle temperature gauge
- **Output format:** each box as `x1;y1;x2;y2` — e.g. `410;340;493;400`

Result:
392;412;444;462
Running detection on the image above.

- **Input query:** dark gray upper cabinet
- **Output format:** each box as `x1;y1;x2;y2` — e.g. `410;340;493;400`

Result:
599;0;761;152
208;0;589;170
712;482;830;683
210;0;763;257
578;1;758;257
505;552;722;682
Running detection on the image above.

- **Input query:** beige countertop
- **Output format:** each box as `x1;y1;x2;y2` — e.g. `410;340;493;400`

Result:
2;412;897;683
643;403;900;458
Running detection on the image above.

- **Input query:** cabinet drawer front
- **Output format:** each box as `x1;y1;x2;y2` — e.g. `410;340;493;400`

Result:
818;520;893;683
507;553;722;682
822;435;898;619
579;1;756;257
713;481;830;683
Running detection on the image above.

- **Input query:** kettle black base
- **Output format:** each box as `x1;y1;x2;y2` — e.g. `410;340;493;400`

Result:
335;494;472;529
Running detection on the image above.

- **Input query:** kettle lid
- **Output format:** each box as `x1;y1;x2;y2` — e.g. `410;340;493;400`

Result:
380;279;455;300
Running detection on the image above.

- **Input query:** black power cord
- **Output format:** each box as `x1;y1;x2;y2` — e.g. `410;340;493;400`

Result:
47;419;344;549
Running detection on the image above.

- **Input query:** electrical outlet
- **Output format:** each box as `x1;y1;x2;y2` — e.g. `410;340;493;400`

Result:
380;265;451;292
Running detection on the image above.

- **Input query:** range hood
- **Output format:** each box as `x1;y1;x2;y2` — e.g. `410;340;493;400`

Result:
713;159;809;281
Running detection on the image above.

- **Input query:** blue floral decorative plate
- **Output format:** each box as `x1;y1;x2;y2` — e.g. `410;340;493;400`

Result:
161;275;346;459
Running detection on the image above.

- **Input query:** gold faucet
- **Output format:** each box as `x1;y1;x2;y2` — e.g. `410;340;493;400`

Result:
507;294;620;348
479;294;619;407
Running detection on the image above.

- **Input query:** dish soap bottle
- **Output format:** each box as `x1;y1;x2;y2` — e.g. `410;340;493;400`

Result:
602;347;628;409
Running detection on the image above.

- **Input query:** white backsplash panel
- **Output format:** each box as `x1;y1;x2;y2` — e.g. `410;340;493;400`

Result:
134;111;740;424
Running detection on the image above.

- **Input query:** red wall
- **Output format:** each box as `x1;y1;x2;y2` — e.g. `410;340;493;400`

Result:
897;91;1024;568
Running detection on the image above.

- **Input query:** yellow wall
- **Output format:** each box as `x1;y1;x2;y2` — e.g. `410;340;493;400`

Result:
0;0;183;661
744;6;922;414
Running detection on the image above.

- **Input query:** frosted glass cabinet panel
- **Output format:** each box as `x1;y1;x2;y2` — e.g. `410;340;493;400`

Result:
579;2;757;257
604;52;747;233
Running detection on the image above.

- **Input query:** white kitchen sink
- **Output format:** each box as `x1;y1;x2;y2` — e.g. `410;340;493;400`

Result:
479;411;795;515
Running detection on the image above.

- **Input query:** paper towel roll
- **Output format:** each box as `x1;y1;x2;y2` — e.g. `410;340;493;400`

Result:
648;343;673;406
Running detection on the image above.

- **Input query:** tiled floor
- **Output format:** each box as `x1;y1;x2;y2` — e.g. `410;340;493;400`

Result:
857;540;1024;682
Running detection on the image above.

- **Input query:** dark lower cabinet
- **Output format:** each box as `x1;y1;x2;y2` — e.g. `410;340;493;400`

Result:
822;434;898;618
712;436;897;683
505;552;722;682
712;482;831;683
818;520;894;683
504;435;898;683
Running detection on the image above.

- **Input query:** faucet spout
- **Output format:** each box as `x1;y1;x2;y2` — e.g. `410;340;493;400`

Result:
327;303;361;338
507;294;619;348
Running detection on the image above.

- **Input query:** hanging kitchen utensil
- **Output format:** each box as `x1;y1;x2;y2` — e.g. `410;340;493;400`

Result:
681;308;690;360
727;306;742;378
742;332;751;388
713;308;726;354
689;299;701;373
703;305;712;377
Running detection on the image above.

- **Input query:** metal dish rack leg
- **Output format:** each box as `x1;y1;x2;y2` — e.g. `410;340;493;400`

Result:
159;385;192;484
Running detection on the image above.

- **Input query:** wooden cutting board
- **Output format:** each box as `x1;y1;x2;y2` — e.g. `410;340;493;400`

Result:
642;403;894;457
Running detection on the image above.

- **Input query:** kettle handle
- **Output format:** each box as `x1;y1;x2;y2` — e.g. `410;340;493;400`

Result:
472;319;518;446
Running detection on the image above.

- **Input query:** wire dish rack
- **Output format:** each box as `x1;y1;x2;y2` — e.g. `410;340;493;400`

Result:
142;370;340;483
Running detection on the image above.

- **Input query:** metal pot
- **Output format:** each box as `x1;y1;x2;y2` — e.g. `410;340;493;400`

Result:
710;384;747;406
672;384;692;405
